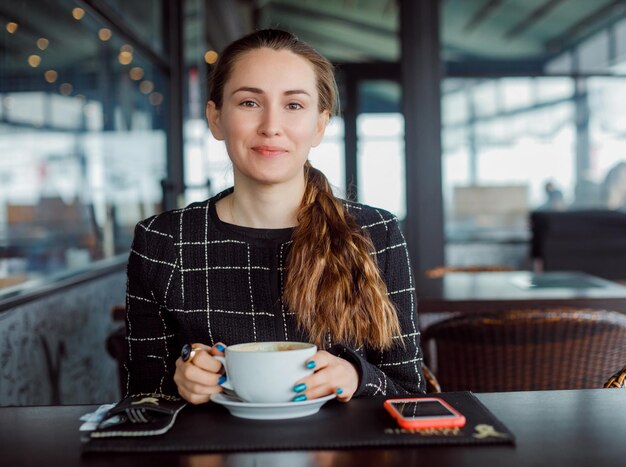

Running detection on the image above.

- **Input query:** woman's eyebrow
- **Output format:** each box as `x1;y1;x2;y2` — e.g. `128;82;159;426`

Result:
284;89;311;97
231;86;311;97
231;86;263;96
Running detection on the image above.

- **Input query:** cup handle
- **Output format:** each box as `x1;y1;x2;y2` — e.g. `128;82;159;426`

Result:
213;355;234;391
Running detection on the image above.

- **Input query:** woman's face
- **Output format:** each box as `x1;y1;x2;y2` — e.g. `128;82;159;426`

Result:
207;48;329;189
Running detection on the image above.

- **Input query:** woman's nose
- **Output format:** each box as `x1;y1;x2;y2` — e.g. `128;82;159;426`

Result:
257;107;282;136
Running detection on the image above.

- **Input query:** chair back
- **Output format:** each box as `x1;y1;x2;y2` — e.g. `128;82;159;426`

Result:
604;365;626;388
422;308;626;392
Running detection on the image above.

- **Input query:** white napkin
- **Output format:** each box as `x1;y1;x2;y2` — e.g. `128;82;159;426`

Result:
79;404;116;431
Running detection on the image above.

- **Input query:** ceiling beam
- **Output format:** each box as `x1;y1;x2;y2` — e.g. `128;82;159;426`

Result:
0;6;47;40
204;0;252;52
505;0;566;40
264;11;397;60
445;57;546;76
77;0;170;73
262;1;394;38
0;3;86;51
294;29;379;62
334;61;400;80
0;4;91;72
464;0;504;33
545;0;626;53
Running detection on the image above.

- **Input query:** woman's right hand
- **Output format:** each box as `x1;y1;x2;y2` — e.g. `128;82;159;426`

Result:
174;342;226;405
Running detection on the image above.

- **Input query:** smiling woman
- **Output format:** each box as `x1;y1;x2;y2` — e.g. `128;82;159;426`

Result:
207;47;328;202
123;29;425;408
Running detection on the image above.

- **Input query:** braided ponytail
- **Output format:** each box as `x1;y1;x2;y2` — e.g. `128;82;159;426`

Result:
283;161;402;349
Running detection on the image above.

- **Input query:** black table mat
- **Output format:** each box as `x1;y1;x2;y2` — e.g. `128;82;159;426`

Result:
82;392;515;454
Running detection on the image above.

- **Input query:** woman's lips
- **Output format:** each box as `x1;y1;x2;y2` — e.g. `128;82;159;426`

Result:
252;146;287;157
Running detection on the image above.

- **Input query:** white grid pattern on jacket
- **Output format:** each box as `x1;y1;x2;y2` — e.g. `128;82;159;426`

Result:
124;188;424;397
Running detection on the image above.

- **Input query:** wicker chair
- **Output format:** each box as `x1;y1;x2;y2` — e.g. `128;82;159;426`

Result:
424;265;514;279
422;363;441;393
604;365;626;388
422;308;626;392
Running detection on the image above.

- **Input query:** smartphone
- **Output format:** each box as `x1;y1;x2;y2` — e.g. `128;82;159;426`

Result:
384;397;466;429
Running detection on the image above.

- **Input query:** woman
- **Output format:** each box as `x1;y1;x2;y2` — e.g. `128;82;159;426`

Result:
124;29;424;405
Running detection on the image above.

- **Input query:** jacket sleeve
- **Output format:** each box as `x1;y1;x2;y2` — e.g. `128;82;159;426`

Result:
123;215;181;397
329;214;425;396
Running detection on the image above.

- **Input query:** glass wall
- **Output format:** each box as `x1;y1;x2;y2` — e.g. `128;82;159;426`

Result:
0;0;167;288
443;75;626;239
442;77;576;240
441;6;626;268
310;117;346;197
357;80;405;218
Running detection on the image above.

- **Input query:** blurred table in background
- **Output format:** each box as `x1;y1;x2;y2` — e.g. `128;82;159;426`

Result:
419;271;626;316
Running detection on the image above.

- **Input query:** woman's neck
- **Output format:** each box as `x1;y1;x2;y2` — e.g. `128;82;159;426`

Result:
225;180;305;229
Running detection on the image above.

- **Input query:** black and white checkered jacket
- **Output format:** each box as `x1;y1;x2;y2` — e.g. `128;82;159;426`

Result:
124;188;425;398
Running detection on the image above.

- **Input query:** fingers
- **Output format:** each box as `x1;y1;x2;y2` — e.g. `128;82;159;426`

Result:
304;349;330;371
189;344;224;373
293;351;358;403
295;372;346;401
174;342;227;405
176;384;221;405
209;342;226;356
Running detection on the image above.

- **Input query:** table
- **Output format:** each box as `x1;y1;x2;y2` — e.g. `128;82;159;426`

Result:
418;271;626;314
1;389;625;466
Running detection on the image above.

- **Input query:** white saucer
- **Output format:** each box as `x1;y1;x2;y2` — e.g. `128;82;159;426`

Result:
210;393;336;420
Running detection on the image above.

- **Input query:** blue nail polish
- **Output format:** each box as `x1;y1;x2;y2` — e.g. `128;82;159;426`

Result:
293;383;306;393
216;344;225;352
306;361;316;369
218;375;227;385
336;387;343;395
292;394;307;402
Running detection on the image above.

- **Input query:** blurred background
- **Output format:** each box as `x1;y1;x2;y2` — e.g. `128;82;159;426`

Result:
1;0;626;405
2;0;626;289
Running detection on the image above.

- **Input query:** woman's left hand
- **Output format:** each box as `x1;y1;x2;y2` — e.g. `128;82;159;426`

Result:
293;350;359;403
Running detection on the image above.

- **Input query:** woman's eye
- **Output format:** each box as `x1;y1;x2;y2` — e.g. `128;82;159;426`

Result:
287;103;303;110
240;100;258;108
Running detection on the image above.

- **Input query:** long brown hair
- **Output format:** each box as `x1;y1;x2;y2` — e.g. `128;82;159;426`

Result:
209;29;402;350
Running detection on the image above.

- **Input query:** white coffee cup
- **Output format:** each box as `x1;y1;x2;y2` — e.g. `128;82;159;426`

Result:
214;341;317;403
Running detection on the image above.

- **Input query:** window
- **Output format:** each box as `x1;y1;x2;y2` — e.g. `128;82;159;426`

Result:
441;4;626;267
357;80;405;218
0;0;167;288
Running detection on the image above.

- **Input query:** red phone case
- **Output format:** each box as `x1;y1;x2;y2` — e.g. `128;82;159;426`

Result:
384;397;466;429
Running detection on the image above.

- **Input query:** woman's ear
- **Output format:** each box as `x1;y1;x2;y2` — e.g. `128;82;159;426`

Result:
206;101;224;141
312;110;330;148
